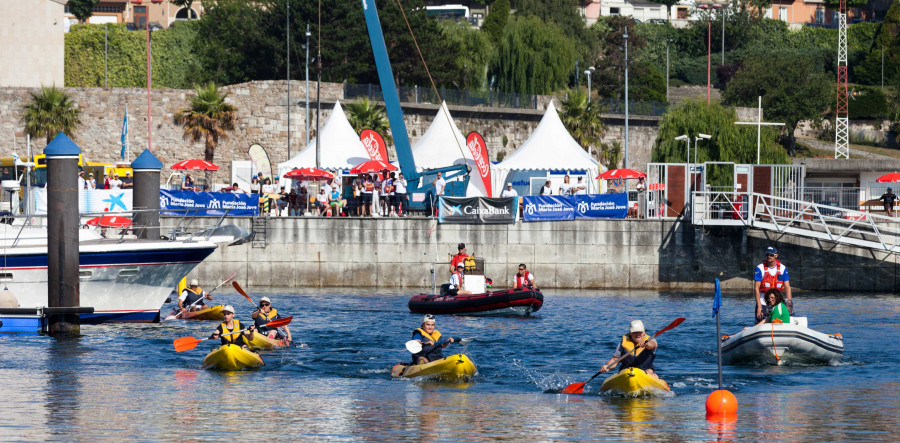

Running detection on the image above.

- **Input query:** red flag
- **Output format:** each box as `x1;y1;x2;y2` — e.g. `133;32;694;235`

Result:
360;129;389;162
466;131;492;197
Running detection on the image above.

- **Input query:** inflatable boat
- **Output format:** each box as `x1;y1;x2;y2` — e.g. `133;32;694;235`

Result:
408;288;543;316
721;317;843;365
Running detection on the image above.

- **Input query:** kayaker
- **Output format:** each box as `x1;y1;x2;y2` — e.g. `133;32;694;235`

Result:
448;263;472;296
598;320;660;379
210;305;256;348
753;246;793;322
512;263;537;290
251;296;292;344
177;279;212;313
411;314;456;364
755;289;791;326
449;243;469;273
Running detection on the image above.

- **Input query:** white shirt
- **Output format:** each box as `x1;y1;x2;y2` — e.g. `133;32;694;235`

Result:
434;177;445;196
262;183;275;194
449;272;463;290
395;178;407;193
316;192;328;204
87;179;96;190
540;186;552;195
636;180;646;192
78;176;86;190
108;179;122;189
559;183;572;195
500;188;518;197
574;181;587;195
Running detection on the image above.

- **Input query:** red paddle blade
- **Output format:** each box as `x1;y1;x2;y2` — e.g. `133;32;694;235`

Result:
266;316;293;329
561;382;587;394
232;281;252;304
654;317;686;337
173;336;203;353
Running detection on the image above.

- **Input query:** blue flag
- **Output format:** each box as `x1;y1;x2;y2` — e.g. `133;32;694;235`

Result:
712;278;722;318
120;105;128;160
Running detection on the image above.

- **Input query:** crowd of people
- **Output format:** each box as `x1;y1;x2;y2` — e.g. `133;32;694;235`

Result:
77;170;134;190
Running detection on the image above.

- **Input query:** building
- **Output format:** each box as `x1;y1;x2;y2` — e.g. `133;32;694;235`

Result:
765;0;871;28
0;0;67;88
63;0;204;28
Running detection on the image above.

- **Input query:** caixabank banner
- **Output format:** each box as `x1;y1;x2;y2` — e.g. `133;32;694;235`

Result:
438;197;518;224
160;190;258;216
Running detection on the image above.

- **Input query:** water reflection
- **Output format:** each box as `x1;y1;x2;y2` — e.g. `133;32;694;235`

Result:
45;336;84;439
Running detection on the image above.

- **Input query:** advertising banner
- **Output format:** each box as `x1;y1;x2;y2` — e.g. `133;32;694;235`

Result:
574;193;628;219
160;190;258;216
466;131;492;197
438;197;517;224
360;129;390;162
522;195;575;221
34;188;133;215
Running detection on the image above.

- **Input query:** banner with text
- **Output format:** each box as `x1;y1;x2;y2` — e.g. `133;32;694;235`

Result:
438;197;518;224
522;195;575;221
160;190;258;216
34;188;134;215
574;193;628;219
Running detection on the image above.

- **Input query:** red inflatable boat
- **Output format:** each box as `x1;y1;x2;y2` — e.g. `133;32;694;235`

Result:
408;289;543;317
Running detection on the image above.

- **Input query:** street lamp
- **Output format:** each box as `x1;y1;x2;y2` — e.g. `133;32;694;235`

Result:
305;25;311;148
675;134;690;163
624;26;629;169
583;66;595;97
698;3;722;105
694;133;712;164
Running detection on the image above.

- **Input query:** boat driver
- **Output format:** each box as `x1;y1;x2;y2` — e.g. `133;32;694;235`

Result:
753;246;793;322
512;263;537;291
178;279;213;312
598;320;660;379
411;314;456;364
449;243;469;273
448;263;473;296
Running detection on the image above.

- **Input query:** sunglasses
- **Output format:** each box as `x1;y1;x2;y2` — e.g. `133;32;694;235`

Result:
260;302;270;307
424;314;435;320
766;253;775;257
223;311;234;315
518;268;525;271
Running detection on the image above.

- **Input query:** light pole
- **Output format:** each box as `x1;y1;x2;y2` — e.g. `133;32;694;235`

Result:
698;3;721;105
720;4;725;65
305;25;311;148
666;36;671;102
675;134;690;163
624;27;629;169
693;133;712;165
583;66;595;97
287;0;291;159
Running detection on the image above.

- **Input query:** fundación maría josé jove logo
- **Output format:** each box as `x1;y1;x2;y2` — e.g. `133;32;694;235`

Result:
525;202;537;216
577;200;589;214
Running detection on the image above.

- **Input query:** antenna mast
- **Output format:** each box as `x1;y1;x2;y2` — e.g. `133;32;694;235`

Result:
835;0;849;159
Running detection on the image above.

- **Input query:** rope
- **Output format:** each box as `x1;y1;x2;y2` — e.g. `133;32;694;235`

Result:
771;318;783;363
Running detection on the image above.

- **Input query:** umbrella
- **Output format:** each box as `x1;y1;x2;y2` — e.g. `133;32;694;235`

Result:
283;168;334;181
648;183;665;191
350;160;396;174
596;168;647;180
876;172;900;183
85;215;132;228
172;159;220;171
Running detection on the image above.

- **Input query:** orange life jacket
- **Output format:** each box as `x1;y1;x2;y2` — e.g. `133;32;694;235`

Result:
759;259;786;294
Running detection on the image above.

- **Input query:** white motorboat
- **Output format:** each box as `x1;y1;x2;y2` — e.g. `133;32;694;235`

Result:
721;317;844;365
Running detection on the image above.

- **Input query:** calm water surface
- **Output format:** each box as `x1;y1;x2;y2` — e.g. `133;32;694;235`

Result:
1;289;897;442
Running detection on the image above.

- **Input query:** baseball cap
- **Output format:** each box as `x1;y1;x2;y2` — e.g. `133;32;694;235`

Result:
189;279;199;286
259;296;271;304
456;263;465;268
223;305;235;314
458;243;465;250
630;320;645;333
423;314;435;323
507;182;512;186
765;246;777;255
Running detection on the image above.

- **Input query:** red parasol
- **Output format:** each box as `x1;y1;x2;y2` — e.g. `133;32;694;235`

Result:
171;159;220;171
86;215;132;228
283;168;334;181
648;183;665;191
875;172;900;183
596;168;647;180
350;160;397;174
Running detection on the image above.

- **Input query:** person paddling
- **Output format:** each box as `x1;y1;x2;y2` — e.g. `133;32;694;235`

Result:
210;305;256;348
598;320;661;379
251;296;292;344
411;314;456;364
178;279;212;313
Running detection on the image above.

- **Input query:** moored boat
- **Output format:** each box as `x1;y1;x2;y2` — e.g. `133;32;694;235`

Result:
408;288;543;316
599;367;671;396
246;333;288;350
721;317;844;365
202;344;264;371
391;354;477;382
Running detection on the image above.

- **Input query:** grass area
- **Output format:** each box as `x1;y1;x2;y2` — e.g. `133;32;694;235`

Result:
792;139;900;160
847;143;900;160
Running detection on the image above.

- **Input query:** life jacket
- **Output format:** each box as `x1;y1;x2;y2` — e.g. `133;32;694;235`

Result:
254;308;278;331
464;256;476;272
412;327;441;342
451;270;465;289
758;260;786;295
383;180;393;193
620;333;650;357
514;270;532;290
182;287;204;307
364;181;374;192
412;328;443;362
219;319;244;344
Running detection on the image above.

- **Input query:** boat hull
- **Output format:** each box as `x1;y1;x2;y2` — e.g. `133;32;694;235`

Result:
179;305;225;321
391;354;477;382
599;367;670;396
408;289;543;316
722;317;844;365
202;344;264;371
0;314;44;333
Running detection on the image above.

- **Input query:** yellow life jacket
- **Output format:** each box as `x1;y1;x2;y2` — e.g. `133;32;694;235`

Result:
219;319;243;344
464;256;476;272
413;327;441;343
258;308;278;322
620;333;649;357
186;286;203;295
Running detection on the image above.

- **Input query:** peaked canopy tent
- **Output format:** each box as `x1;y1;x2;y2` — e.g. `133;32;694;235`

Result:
278;101;371;178
492;100;603;196
410;101;486;197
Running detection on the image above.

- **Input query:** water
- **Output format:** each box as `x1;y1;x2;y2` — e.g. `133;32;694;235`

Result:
1;289;898;441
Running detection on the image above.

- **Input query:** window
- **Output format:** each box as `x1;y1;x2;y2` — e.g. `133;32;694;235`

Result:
65;5;122;13
610;7;620;15
815;9;824;24
677;7;688;19
832;11;839;24
779;7;787;22
175;8;198;19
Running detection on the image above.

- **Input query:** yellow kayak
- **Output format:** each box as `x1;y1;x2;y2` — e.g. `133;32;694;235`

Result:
246;333;288;350
181;305;225;321
202;344;264;371
391;354;477;382
599;367;671;396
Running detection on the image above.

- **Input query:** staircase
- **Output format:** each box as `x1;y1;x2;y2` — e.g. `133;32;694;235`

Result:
251;216;268;248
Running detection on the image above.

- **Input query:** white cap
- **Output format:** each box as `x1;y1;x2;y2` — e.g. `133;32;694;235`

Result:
456;262;465;268
423;314;435;323
189;279;199;286
507;182;512;186
223;305;235;314
630;320;645;333
259;296;271;304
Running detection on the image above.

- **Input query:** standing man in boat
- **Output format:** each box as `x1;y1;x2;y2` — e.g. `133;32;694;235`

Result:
178;279;213;313
753;246;793;322
450;243;469;273
251;296;292;345
598;320;660;379
448;262;472;296
512;263;537;291
411;314;456;364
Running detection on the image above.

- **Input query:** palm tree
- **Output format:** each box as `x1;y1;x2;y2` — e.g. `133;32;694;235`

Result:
558;88;606;161
346;97;393;146
174;82;237;162
21;86;82;144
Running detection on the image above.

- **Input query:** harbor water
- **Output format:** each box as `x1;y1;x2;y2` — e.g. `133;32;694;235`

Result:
1;289;898;441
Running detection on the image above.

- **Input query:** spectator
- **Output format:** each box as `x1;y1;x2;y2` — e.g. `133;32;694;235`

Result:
329;186;344;216
102;173;110;189
361;174;374;217
297;186;309;216
109;173;123;190
500;182;518;197
87;173;96;189
395;172;408;216
182;174;196;191
121;171;133;189
559;175;572;195
635;176;646;193
315;188;328;215
231;182;247;194
288;188;300;216
381;170;393;216
250;176;260;194
262;178;276;216
351;179;361;216
540;180;552;195
573;177;587;195
78;170;87;190
880;187;897;217
276;187;289;216
323;179;333;198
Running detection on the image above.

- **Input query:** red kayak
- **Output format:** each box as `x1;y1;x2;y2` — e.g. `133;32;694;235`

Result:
408;289;543;317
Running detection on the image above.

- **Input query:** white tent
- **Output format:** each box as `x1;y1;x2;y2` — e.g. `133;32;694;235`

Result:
411;101;486;197
492;100;602;196
278;101;370;174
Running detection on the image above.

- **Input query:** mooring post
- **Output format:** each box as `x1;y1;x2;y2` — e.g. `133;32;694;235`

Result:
45;133;81;335
131;149;162;240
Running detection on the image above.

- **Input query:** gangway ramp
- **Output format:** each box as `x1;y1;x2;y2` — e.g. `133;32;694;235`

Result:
692;191;900;253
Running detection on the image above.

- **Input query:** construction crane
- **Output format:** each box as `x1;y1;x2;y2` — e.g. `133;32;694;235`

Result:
835;0;849;159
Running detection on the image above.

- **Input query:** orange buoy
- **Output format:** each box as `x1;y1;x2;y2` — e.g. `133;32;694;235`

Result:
705;389;738;418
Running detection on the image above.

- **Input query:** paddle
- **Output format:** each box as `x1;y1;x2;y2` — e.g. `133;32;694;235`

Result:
233;281;292;345
172;271;238;319
404;337;469;354
172;316;293;352
561;317;686;394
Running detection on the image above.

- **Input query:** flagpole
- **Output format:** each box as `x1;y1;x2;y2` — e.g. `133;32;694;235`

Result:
125;102;130;163
715;278;723;390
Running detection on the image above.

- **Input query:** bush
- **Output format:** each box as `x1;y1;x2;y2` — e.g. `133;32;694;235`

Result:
849;85;888;119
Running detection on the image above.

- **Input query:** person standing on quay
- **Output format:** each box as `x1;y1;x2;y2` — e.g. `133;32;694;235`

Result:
880;187;897;217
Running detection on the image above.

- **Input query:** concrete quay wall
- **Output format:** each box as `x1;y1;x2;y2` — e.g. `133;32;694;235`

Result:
174;217;900;293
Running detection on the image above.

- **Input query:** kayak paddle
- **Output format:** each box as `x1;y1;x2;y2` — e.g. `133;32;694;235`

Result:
233;281;292;345
172;316;293;352
404;337;469;354
561;317;686;394
171;271;238;319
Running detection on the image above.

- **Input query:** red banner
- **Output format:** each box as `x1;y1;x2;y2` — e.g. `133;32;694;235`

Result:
466;131;492;197
360;129;389;162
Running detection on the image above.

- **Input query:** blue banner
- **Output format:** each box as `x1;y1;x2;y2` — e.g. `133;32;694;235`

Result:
160;190;258;216
522;195;575;221
574;193;628;219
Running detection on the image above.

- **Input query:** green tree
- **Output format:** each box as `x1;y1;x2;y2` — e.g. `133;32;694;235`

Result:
481;0;509;45
170;0;197;20
722;52;832;154
558;89;607;163
590;16;647;100
346;97;393;147
173;83;238;162
69;0;99;24
21;86;82;145
490;16;576;94
438;20;492;90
